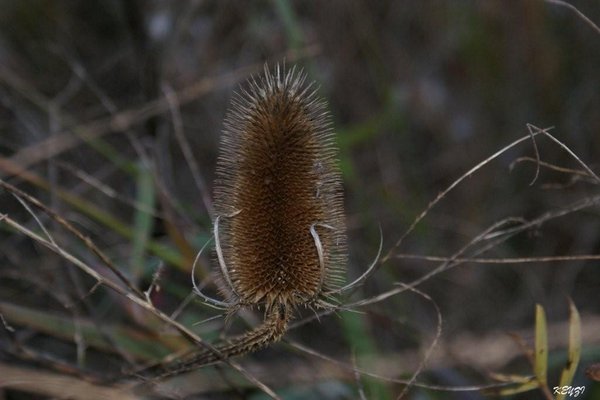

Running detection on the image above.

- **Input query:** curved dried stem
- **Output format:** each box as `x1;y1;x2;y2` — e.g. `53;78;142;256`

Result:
394;284;443;399
191;236;231;310
10;192;57;247
394;253;600;264
309;222;337;293
526;123;542;185
214;213;242;299
528;124;600;184
544;0;600;35
509;157;593;178
162;82;215;220
309;223;327;291
326;224;383;295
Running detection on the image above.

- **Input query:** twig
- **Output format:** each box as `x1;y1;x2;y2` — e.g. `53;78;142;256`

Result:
526;123;543;185
0;312;15;332
528;124;600;183
544;0;600;35
394;254;600;264
395;285;442;400
10;192;57;246
509;157;594;178
351;351;367;400
144;262;165;305
162;82;214;220
54;160;165;217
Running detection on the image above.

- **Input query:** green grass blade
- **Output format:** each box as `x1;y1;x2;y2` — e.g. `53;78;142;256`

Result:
556;299;582;400
130;162;156;280
494;378;539;396
534;304;549;386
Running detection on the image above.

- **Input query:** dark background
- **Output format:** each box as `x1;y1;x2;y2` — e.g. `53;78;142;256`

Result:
0;1;599;399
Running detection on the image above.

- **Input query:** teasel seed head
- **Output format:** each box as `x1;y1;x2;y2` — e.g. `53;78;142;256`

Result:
142;65;349;376
213;64;347;309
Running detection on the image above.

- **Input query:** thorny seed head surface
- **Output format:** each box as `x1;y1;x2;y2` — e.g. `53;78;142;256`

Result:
213;64;347;310
153;65;349;373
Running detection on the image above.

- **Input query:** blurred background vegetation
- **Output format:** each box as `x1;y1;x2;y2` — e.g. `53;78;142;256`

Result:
0;1;599;399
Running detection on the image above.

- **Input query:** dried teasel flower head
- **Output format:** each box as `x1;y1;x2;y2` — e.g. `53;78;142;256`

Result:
214;64;347;310
154;65;349;373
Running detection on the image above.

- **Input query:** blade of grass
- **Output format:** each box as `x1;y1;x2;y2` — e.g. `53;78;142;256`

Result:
534;304;555;399
130;162;156;281
556;299;582;400
492;378;539;396
535;304;548;385
488;372;535;384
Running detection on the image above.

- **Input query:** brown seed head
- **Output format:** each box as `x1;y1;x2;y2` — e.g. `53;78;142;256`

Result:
213;65;347;309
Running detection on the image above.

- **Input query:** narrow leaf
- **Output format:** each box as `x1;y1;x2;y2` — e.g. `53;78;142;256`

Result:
130;163;156;281
486;378;538;396
489;372;534;384
556;299;582;400
534;304;548;385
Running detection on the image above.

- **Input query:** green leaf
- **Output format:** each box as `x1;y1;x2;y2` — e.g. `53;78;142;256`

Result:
489;372;534;384
493;377;539;396
534;304;548;386
556;299;582;400
130;162;156;281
